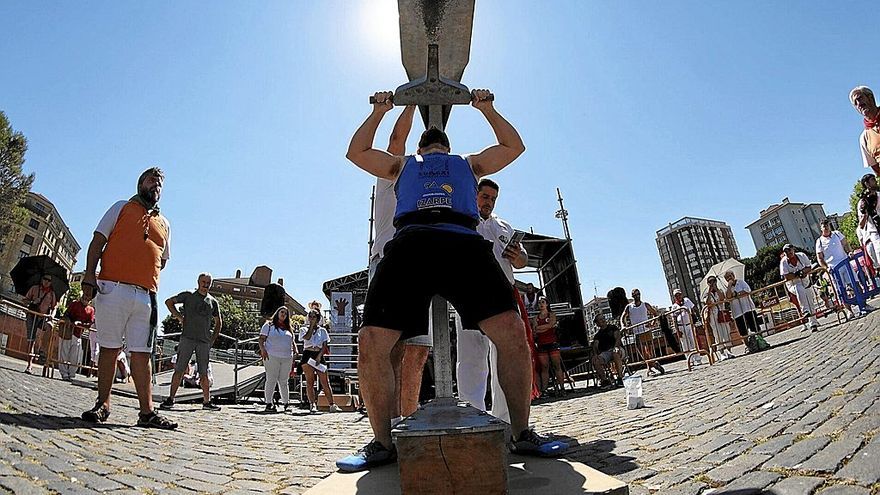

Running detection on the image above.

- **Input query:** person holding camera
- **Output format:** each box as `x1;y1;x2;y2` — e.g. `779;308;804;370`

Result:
857;174;880;269
780;244;819;331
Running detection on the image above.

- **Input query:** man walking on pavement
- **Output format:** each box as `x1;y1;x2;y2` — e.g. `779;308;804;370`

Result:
160;272;223;411
79;167;177;429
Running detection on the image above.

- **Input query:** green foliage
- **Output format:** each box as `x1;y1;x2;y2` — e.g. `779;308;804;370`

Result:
742;243;815;290
57;282;82;316
161;313;182;336
217;294;263;349
839;178;864;249
0;111;35;248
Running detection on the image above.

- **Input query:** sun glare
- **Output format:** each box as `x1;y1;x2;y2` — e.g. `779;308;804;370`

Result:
358;0;400;56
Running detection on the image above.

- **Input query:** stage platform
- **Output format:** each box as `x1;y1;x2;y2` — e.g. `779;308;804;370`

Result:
72;361;265;402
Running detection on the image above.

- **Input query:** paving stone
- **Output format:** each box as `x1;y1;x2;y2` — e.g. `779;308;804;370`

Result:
705;453;770;483
71;470;126;492
768;476;826;495
715;470;782;493
836;435;880;484
815;485;870;495
176;477;227;493
750;434;796;455
0;476;50;495
799;436;864;473
107;473;167;491
43;480;100;495
763;436;831;469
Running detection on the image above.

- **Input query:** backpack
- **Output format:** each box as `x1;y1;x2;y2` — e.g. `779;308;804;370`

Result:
746;334;770;353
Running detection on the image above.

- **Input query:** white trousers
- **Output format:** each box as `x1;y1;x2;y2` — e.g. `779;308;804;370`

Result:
264;355;293;406
455;327;509;423
58;337;82;379
788;281;818;325
708;312;732;350
677;322;696;353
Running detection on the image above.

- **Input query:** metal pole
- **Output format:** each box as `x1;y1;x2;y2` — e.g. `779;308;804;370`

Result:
233;336;239;404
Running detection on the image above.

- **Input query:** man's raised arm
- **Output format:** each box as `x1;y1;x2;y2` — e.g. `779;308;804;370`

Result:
467;89;526;178
387;105;416;155
346;91;405;180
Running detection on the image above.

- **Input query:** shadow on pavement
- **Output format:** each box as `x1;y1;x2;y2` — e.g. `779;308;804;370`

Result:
565;438;638;476
0;412;132;430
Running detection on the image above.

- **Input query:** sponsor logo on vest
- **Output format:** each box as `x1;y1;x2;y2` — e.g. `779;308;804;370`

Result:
441;184;453;193
419;167;450;178
417;197;452;209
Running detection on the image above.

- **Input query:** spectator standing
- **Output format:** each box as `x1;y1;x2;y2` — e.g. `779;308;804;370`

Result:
259;307;297;412
58;294;95;380
533;298;566;396
724;270;760;346
622;289;664;374
299;309;340;414
850;86;880;176
858;174;880;269
815;218;867;316
671;289;702;365
160;273;223;411
703;276;734;360
79;167;176;429
780;244;819;331
521;283;540;314
23;275;57;374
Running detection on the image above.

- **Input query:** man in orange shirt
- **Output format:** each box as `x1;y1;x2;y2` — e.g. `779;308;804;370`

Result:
80;167;176;429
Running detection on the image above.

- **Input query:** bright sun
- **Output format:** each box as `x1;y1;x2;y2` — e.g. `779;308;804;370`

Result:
359;0;400;55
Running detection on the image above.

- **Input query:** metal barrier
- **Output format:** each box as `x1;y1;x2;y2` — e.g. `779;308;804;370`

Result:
700;267;846;358
618;305;709;373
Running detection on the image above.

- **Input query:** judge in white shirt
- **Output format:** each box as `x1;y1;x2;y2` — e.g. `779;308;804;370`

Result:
456;178;529;422
779;244;819;331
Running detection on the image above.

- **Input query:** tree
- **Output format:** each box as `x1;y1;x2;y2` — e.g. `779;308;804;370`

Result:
0;111;35;248
161;313;182;336
839;178;864;249
216;294;263;349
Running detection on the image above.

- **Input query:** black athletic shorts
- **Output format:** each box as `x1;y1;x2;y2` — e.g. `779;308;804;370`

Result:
363;228;517;339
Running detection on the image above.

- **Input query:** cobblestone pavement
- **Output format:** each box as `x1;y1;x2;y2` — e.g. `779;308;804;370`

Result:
0;311;877;494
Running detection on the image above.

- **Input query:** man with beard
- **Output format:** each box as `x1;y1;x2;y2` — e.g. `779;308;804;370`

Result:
850;86;880;176
79;167;177;429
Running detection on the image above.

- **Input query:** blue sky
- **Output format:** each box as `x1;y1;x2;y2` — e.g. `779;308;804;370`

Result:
1;1;872;318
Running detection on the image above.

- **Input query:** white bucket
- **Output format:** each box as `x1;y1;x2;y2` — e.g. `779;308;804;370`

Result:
623;376;645;409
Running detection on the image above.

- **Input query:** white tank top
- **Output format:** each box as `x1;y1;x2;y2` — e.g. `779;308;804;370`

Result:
371;178;396;259
627;302;648;324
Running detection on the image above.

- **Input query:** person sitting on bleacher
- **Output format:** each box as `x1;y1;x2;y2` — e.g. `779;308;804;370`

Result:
591;314;624;389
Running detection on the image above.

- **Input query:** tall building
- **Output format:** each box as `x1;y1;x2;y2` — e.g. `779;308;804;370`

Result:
656;217;740;304
211;266;305;317
583;296;612;341
746;198;826;252
0;192;81;296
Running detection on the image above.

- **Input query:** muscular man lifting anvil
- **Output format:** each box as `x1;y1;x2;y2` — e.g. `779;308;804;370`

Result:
336;90;567;472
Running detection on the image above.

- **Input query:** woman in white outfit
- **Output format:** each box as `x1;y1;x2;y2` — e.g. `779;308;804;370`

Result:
299;310;339;414
259;307;297;412
703;276;734;360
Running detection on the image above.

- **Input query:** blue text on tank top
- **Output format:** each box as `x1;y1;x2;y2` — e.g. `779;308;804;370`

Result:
394;153;480;236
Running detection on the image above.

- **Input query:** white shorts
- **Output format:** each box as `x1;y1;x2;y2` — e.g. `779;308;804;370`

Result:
94;280;154;353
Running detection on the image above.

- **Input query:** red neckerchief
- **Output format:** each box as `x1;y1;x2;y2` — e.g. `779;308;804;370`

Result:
865;116;880;130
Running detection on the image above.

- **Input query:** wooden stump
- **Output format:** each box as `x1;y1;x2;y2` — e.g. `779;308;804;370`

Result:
393;399;508;495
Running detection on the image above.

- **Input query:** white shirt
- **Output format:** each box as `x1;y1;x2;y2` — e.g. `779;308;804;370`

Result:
299;326;330;350
370;178;396;260
815;231;848;269
671;297;695;328
260;323;294;358
780;252;812;290
625;302;649;334
727;279;756;319
860;128;879;170
476;214;524;285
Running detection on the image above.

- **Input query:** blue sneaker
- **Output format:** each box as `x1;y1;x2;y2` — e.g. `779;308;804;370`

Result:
511;428;569;457
336;439;397;472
